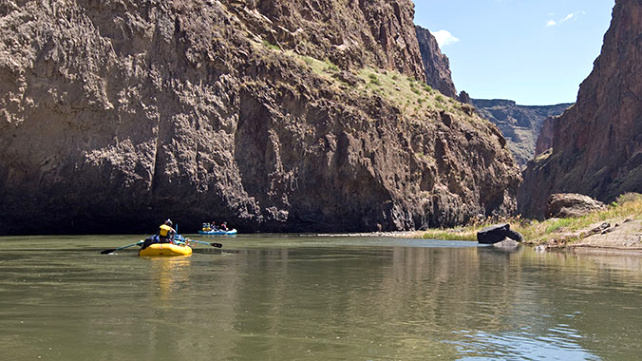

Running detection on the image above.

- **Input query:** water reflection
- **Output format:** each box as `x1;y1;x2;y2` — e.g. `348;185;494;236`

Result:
144;257;193;301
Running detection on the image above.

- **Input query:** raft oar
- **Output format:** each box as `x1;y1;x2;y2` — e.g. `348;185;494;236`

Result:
179;239;223;249
100;240;144;254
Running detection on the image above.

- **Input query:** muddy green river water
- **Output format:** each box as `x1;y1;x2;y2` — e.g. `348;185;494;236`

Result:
1;234;642;360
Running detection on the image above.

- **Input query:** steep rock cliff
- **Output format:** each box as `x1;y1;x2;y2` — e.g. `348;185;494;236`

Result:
534;115;556;156
519;0;641;218
0;0;520;234
412;26;571;169
242;0;426;81
472;99;572;167
415;25;456;98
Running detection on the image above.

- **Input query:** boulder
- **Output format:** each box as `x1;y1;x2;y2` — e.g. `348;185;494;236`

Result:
477;223;524;244
546;193;606;219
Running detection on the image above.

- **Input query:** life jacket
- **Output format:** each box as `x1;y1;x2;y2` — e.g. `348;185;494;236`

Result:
159;224;172;237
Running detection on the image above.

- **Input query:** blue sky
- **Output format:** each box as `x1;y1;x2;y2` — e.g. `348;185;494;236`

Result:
413;0;615;105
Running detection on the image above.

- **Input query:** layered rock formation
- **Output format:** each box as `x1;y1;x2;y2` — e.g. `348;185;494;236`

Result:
472;99;572;167
0;0;520;235
519;0;641;218
415;25;457;98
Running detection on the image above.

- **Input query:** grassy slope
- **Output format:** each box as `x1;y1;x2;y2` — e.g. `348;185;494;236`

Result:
262;41;479;120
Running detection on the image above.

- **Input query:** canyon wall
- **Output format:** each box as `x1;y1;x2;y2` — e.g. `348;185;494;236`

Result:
0;0;520;234
519;0;641;218
472;99;572;167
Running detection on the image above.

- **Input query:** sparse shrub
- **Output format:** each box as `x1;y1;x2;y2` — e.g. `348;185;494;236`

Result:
615;192;642;205
545;218;573;234
262;40;281;50
324;60;339;72
461;103;475;115
423;85;432;92
369;73;381;86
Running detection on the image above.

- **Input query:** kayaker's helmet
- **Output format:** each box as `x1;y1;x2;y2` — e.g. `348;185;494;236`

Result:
164;219;173;226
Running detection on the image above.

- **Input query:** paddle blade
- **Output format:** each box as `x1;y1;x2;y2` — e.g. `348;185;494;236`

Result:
100;249;116;254
211;243;223;248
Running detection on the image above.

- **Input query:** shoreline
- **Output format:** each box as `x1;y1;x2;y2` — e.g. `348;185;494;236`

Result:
403;206;642;254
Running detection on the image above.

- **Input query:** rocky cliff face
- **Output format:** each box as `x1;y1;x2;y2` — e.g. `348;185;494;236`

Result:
245;0;426;82
472;99;572;167
0;0;520;235
534;115;556;156
415;25;457;98
519;0;641;218
412;26;571;168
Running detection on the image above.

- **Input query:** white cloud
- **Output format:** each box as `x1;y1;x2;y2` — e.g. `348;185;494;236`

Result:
547;11;585;27
433;30;460;47
562;13;575;22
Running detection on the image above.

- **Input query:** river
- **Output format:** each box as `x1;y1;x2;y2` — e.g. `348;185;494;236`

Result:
1;234;641;360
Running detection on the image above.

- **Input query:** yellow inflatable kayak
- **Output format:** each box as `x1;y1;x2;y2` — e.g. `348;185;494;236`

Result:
138;243;193;257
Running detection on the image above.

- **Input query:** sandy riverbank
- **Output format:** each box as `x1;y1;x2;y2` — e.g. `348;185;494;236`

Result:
532;218;642;253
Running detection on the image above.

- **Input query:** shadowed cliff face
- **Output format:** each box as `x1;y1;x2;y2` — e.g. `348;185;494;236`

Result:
0;0;520;234
519;0;640;218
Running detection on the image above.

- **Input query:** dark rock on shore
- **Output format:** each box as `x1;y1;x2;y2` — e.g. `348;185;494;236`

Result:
477;223;524;244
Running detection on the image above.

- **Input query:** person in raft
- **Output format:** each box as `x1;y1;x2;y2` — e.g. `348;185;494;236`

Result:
158;219;176;243
210;221;219;231
141;219;176;250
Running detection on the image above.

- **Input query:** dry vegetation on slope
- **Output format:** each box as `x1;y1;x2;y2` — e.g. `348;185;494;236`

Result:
418;193;642;252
